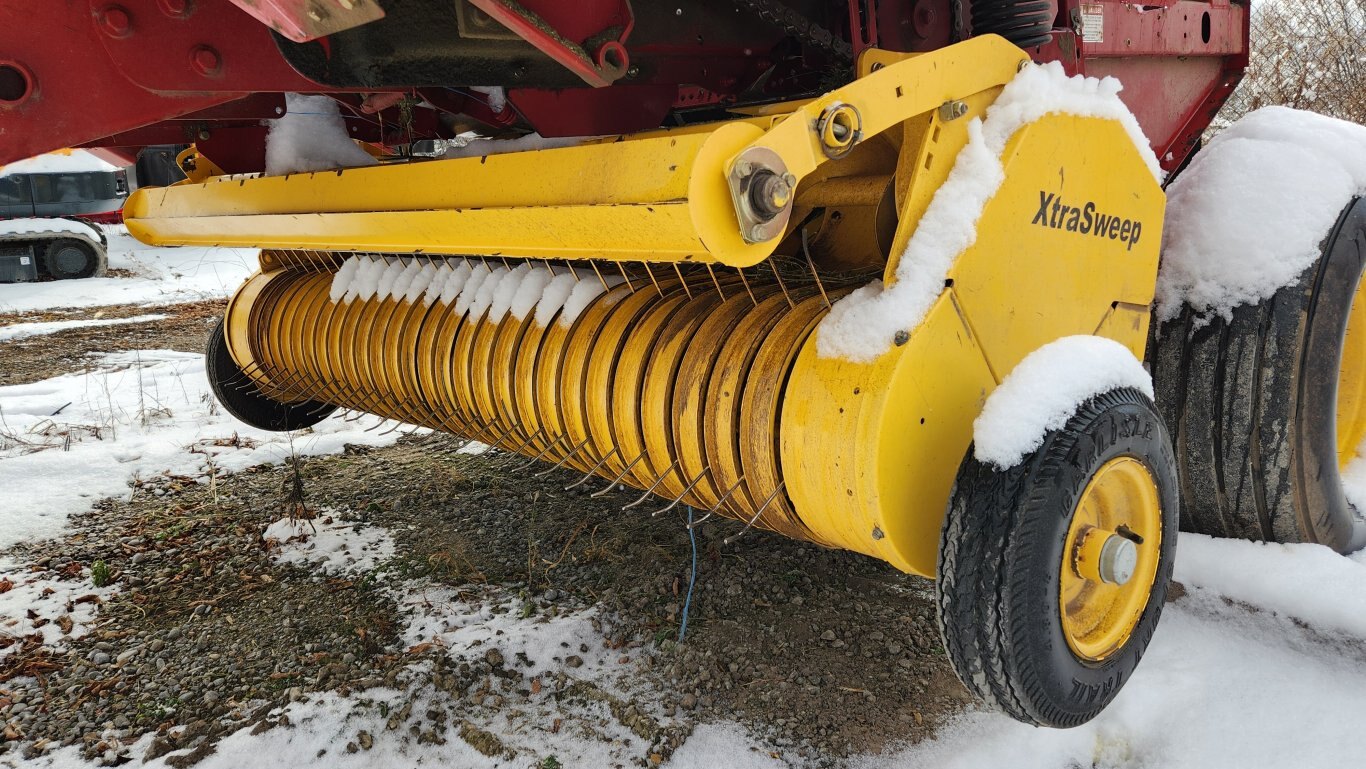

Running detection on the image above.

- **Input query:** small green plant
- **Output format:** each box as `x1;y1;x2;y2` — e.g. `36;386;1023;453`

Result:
541;757;562;769
90;560;112;588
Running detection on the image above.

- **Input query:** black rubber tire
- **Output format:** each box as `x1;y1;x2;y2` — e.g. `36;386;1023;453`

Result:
1151;197;1366;552
936;387;1179;728
205;319;335;432
41;238;107;280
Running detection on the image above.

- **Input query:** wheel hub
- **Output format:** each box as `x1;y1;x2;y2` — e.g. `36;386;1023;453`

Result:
1060;456;1163;662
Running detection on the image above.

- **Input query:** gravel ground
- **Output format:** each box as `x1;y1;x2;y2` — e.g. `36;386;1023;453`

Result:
0;300;225;386
0;305;972;766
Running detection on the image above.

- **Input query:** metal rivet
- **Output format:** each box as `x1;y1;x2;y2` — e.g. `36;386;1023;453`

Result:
190;45;222;77
871;527;884;540
156;0;190;18
894;330;909;346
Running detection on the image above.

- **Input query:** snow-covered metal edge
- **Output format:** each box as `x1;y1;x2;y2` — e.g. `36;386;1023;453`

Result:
973;335;1153;470
1155;106;1366;324
814;61;1161;364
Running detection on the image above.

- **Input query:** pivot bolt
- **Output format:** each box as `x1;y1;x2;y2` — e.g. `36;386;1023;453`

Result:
746;169;793;220
1097;534;1138;585
938;100;969;121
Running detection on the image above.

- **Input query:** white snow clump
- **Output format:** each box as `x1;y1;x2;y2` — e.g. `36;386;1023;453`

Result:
1155;106;1366;322
265;93;379;176
973;335;1153;469
326;254;617;327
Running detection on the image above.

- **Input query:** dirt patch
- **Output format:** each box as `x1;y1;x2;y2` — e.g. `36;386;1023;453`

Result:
0;436;968;765
0;300;225;386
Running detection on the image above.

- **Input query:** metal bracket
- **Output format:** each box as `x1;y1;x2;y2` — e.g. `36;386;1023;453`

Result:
727;147;795;245
225;0;386;43
466;0;634;88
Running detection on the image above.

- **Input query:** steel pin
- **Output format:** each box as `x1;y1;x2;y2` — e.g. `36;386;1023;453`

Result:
564;447;622;490
590;451;649;497
622;459;680;509
650;467;710;517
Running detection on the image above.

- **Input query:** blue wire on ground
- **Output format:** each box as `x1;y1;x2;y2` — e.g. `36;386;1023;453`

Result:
679;506;698;643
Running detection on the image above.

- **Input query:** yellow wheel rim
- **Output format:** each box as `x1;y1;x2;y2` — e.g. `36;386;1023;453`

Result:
1059;456;1163;663
1338;275;1366;470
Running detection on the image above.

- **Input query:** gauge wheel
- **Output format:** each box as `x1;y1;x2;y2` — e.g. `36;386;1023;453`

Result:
937;387;1179;727
205;318;335;432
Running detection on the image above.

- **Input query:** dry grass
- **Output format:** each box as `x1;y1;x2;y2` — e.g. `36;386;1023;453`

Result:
1218;0;1366;127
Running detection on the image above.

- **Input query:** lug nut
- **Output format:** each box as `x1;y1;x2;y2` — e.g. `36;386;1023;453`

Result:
747;170;793;220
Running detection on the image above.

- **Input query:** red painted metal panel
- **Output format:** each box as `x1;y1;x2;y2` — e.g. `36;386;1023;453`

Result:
0;3;240;165
509;84;674;137
92;0;329;92
1038;0;1248;174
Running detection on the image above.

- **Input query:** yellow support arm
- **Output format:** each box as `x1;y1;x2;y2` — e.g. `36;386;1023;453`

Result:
124;36;1028;267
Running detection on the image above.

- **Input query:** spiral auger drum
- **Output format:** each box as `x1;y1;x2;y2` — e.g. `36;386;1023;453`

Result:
128;37;1183;727
220;252;855;544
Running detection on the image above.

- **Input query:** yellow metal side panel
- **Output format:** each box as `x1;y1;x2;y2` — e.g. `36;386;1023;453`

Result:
780;114;1166;577
948;115;1165;376
782;292;995;575
746;35;1027;180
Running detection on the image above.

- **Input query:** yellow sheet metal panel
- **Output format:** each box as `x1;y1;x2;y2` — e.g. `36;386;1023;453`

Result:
126;40;1025;268
781;112;1165;576
126;204;711;262
948;115;1165;376
138;133;710;218
781;291;995;575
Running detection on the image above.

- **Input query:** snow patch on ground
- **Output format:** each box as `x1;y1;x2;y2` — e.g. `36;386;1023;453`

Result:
263;516;397;578
816;61;1159;363
401;587;614;672
0;151;118;178
1156;106;1366;322
0;561;116;662
1174;533;1366;639
854;534;1366;769
0;227;255;314
265;94;378;177
973;336;1153;469
0;314;168;343
0;350;416;550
